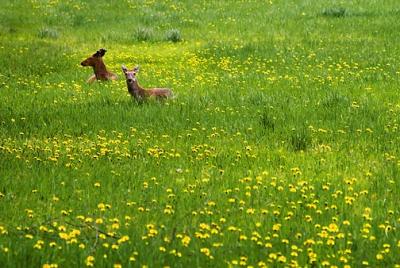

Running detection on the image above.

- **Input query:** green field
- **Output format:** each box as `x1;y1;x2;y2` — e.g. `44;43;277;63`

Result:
1;0;400;267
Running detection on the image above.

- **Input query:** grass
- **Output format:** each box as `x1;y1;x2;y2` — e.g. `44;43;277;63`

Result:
165;29;182;43
1;0;400;267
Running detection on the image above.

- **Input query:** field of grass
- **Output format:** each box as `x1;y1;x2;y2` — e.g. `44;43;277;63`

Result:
1;0;400;267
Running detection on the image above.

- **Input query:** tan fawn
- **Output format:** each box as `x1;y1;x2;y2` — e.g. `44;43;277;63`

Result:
81;48;117;83
121;65;173;101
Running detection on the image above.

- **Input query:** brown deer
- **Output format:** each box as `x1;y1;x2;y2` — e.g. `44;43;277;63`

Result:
81;48;117;83
121;65;173;101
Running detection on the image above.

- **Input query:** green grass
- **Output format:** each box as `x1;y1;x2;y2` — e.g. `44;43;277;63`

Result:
1;0;400;267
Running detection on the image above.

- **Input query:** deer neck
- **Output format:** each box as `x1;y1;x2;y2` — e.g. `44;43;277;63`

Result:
127;80;146;99
93;60;109;79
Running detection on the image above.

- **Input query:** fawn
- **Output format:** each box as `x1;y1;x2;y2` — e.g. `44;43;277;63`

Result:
81;48;117;83
121;65;173;101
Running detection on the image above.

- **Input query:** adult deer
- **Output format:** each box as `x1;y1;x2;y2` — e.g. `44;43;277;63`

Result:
121;65;173;101
81;48;117;83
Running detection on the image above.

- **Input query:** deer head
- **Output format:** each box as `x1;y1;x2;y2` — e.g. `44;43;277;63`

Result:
122;65;140;83
81;48;107;66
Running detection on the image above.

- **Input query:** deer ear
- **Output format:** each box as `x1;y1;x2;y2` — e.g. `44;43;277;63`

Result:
99;48;107;56
121;65;128;73
133;65;140;72
93;49;103;57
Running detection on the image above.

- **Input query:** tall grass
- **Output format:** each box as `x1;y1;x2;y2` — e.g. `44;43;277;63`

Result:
0;0;399;267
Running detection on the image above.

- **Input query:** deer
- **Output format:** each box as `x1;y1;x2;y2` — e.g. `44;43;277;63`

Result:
80;48;117;83
121;65;173;102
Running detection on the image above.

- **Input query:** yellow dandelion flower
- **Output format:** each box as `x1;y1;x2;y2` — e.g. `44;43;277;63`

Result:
181;235;191;247
239;234;248;240
43;264;58;268
85;256;95;267
200;247;211;256
328;223;339;232
278;255;287;263
25;234;34;239
272;223;281;231
268;253;277;260
326;239;335;246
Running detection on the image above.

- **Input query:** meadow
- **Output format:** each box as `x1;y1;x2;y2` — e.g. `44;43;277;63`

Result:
1;0;400;267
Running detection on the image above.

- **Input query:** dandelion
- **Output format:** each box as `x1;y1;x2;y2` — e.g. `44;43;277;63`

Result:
25;234;34;239
181;235;191;247
116;235;128;245
328;223;339;232
60;210;69;216
0;226;8;235
200;248;212;258
97;203;106;211
246;208;255;214
258;261;267;268
33;240;44;249
385;225;393;234
272;223;281;231
326;238;335;246
268;253;277;260
278;255;287;263
43;264;58;268
239;256;248;265
85;256;95;267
